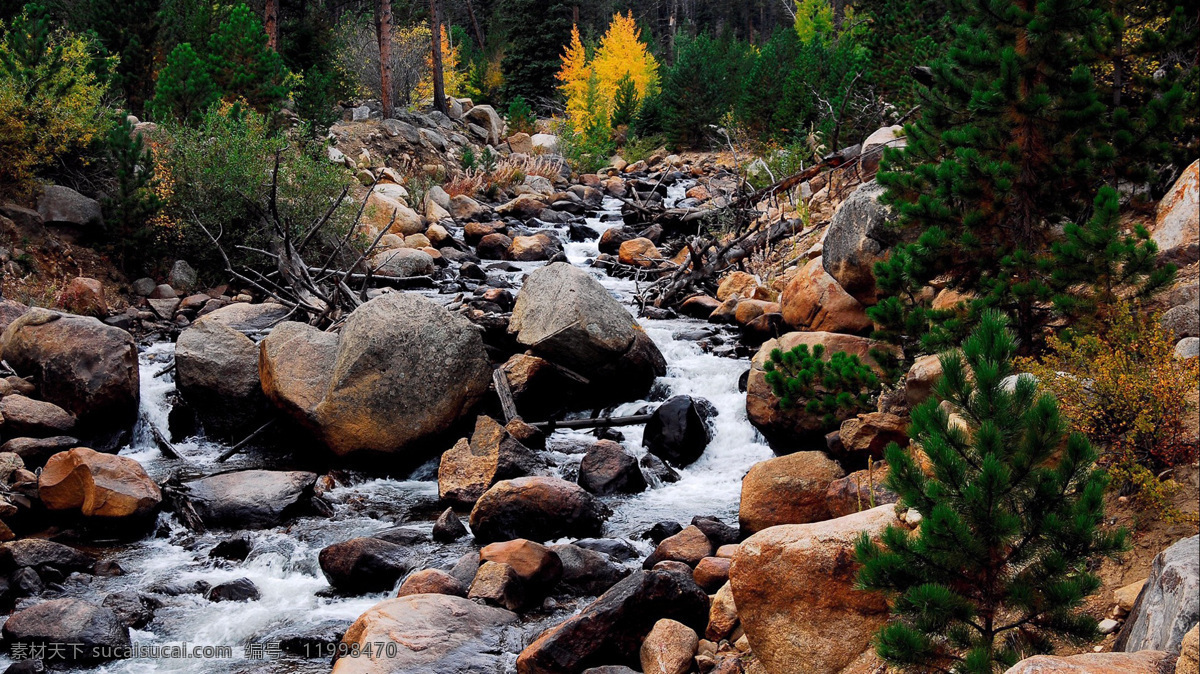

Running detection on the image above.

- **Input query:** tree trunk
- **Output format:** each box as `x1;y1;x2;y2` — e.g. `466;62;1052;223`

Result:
265;0;280;50
429;0;449;115
375;0;394;118
465;0;486;48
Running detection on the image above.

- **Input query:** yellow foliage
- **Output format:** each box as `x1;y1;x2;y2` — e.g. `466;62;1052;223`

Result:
1020;303;1199;520
556;14;659;134
417;26;467;101
0;26;111;197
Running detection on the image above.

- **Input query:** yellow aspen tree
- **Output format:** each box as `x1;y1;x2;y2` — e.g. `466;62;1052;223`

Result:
556;23;590;132
591;11;659;105
417;26;465;99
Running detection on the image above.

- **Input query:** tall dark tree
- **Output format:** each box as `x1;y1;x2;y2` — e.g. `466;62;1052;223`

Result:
376;0;395;117
856;311;1126;672
102;114;163;272
76;0;161;115
498;0;573;106
867;0;1185;354
430;0;448;114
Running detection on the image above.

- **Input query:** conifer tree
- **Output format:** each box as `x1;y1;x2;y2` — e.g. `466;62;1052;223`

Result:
102;113;163;271
149;42;219;125
499;0;572;105
868;0;1179;353
76;0;160;115
206;3;290;112
856;311;1126;673
610;73;639;129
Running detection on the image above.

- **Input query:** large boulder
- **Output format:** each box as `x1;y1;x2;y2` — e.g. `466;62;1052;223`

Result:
739;451;846;534
730;506;896;674
746;331;893;447
0;539;94;574
640;618;698;674
438;415;540;506
469;476;609;543
642;396;713;468
1115;534;1198;653
333;594;518;674
551;543;630;595
1151;160;1199;265
184;470;317;529
202;302;292;332
1;598;130;664
1;308;139;442
258;321;338;430
1003;651;1174;674
261;294;492;459
175;317;265;438
508;263;665;402
37;185;103;232
516;568;710;674
319;537;411;594
837;412;908;461
464;105;504;145
578;440;646;495
821;181;898;304
38;447;161;521
780;257;872;334
0;394;75;436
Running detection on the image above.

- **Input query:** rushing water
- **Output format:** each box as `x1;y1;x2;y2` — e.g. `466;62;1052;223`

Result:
2;185;775;673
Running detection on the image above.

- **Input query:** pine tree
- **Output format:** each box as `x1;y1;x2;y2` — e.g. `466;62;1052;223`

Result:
659;33;735;148
1047;186;1175;325
499;0;572;105
857;0;950;114
102;113;163;272
869;0;1135;352
75;0;160;115
856;311;1126;673
149;42;219;125
610;73;639;129
206;3;290;112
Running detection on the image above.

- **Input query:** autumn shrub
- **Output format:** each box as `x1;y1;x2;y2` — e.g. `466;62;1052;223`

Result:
1021;303;1199;520
0;5;112;197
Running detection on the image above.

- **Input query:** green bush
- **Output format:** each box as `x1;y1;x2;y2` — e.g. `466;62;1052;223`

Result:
158;103;353;275
763;343;879;429
505;95;537;135
610;73;639;129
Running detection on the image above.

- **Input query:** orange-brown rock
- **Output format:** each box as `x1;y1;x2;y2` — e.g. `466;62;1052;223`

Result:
693;556;731;592
509;234;560;261
54;278;107;317
679;295;721;319
708;298;740;324
904;354;943;407
395;568;466;598
826;462;898;518
258;321;338;431
733;300;780;326
619;238;663;267
706;581;738;641
739;451;845;534
640;618;698;674
836;412;908;460
365;192;424;235
438;415;538;506
717;271;768;301
463;220;506;245
480;539;563;589
746;331;895;446
779;257;871;334
468;560;527;611
644;525;712;568
730;506;895;674
39;447;161;520
1003;651;1173;674
1150;159;1198;265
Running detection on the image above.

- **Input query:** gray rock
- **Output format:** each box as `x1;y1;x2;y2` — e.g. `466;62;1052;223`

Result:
101;590;158;629
1175;337;1199;360
1116;534;1198;654
0;309;139;439
508;263;665;401
351;105;370;122
132;278;157;297
368;248;435;278
464;105;503;145
821;180;898;303
200;302;291;332
420;128;448;152
468;476;610;543
207;577;261;602
382;118;422;145
37;185;102;230
0;539;94;573
184;470;317;529
167;260;197;291
551;543;631;595
449;195;490;222
175;317;265;438
1;598;130;663
319;537;412;594
0;435;79;468
1162;303;1200;341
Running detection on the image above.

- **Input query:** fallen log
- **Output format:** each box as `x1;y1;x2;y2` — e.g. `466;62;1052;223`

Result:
530;413;654;431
